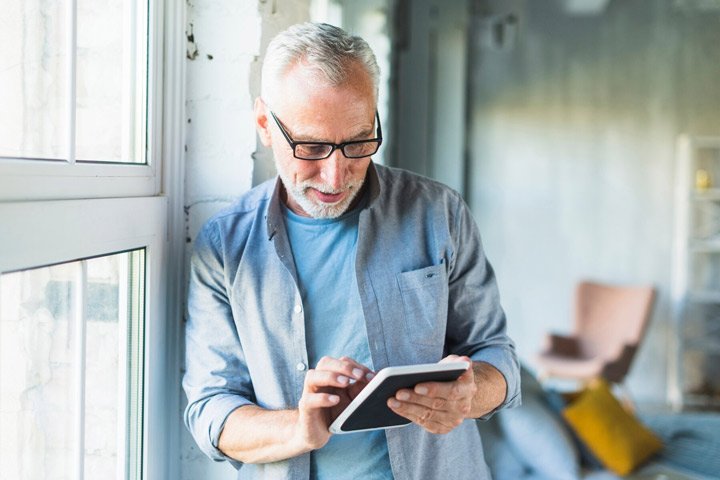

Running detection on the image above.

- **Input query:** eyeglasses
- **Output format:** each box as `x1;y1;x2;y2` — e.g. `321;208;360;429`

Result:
269;110;382;160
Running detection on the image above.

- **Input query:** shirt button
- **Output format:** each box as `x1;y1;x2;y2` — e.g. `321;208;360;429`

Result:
296;362;307;372
293;304;302;314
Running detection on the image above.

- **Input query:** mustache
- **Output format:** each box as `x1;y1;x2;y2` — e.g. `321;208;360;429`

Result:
297;180;363;195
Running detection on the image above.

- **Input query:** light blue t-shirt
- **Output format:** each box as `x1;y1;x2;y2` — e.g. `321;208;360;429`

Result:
284;201;393;480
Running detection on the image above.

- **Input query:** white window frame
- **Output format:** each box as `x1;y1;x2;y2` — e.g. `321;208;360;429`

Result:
0;0;166;201
0;0;186;478
0;197;168;479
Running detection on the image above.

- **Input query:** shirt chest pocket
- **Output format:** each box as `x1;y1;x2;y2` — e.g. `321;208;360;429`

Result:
396;264;448;346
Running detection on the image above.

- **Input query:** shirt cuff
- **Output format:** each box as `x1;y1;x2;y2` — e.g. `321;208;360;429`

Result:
187;393;254;466
470;346;522;420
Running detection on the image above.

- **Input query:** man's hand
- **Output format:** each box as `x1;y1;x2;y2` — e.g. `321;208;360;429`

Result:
386;355;475;434
292;356;373;451
386;355;506;435
218;356;373;464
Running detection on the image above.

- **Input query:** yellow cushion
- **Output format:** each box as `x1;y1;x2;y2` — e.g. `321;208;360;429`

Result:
561;380;662;476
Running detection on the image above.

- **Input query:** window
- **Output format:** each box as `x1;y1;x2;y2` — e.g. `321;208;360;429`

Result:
0;250;145;479
1;0;147;163
0;196;170;480
0;0;157;201
0;0;183;478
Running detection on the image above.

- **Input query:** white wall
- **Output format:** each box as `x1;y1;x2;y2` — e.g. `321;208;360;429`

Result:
181;1;311;478
467;0;720;405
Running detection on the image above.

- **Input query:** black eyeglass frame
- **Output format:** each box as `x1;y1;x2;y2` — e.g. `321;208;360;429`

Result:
269;110;383;160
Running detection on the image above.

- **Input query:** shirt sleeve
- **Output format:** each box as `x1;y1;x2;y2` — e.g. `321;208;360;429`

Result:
445;194;521;419
182;220;255;465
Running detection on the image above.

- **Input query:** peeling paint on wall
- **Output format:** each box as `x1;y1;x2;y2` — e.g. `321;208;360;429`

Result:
186;23;198;60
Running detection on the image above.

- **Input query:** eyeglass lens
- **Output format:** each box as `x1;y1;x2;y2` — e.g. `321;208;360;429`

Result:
294;142;379;160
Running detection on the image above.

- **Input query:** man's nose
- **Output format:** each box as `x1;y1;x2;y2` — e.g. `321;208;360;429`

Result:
319;149;349;190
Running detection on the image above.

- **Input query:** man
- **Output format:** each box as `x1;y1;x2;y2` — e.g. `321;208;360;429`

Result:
183;22;520;480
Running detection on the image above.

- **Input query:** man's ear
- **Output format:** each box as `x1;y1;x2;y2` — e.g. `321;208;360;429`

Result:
254;97;272;147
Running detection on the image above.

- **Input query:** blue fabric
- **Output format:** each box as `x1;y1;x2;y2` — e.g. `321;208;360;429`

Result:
183;163;521;479
544;388;604;470
640;412;720;478
478;366;587;479
493;368;581;480
283;202;392;480
476;419;529;479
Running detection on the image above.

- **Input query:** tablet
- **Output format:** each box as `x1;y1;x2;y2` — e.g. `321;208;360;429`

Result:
329;361;470;434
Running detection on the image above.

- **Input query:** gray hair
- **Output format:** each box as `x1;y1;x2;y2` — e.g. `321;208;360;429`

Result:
261;22;380;106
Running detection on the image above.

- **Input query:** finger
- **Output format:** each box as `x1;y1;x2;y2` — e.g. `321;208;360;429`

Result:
395;387;474;419
300;392;341;409
455;356;475;383
304;369;355;391
336;356;375;381
439;354;462;364
413;357;473;397
413;377;474;402
338;356;372;371
394;388;451;411
315;356;374;381
347;376;373;398
387;398;460;432
439;355;473;381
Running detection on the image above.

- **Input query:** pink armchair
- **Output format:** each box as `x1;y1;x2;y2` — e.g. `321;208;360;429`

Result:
536;281;656;385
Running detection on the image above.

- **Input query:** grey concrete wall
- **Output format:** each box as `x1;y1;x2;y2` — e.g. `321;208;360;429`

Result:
467;0;720;404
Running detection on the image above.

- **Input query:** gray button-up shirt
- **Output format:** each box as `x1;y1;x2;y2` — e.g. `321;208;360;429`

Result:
183;163;521;480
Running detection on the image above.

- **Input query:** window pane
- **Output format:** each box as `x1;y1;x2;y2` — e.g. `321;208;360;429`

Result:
75;0;148;163
0;249;145;480
0;0;67;159
0;262;75;477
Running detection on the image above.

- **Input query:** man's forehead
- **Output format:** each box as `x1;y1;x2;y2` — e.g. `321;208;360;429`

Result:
267;61;377;139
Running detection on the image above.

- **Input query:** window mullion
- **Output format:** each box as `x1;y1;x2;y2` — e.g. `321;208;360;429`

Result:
117;255;130;480
121;0;137;163
66;0;78;164
73;260;88;479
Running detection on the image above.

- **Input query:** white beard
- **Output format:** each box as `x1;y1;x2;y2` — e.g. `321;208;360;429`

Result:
279;172;364;219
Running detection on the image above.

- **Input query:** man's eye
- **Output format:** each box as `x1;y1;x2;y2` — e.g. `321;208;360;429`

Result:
345;142;377;157
296;144;330;157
